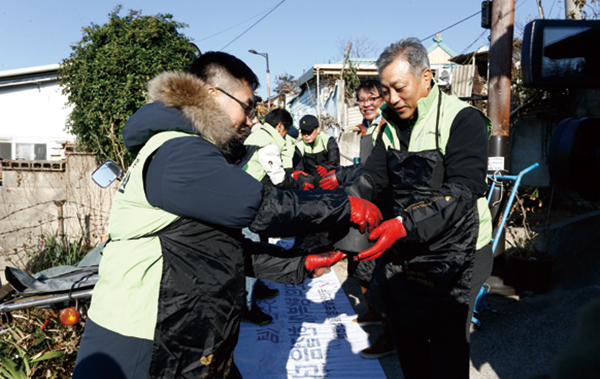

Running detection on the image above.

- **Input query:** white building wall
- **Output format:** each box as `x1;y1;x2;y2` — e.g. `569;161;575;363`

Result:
287;79;365;166
287;81;343;134
0;68;74;160
287;86;317;128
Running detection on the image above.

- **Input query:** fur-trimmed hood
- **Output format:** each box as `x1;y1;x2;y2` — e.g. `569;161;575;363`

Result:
123;71;236;153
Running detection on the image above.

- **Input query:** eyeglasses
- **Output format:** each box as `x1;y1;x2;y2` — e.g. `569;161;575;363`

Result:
358;95;381;105
216;88;256;119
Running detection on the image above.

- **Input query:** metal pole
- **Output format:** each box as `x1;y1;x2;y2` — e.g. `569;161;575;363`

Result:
54;200;66;246
536;0;545;19
265;53;271;109
488;0;515;156
0;288;93;313
316;66;321;121
487;0;515;257
248;50;271;108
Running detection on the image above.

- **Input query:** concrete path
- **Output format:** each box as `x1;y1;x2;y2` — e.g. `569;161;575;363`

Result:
332;246;600;379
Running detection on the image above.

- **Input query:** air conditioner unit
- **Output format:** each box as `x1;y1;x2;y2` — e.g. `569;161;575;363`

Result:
436;67;452;86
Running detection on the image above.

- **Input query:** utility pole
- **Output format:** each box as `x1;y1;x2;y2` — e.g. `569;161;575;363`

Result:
487;0;515;258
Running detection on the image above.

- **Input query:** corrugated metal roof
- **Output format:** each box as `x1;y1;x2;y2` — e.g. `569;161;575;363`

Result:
451;65;475;98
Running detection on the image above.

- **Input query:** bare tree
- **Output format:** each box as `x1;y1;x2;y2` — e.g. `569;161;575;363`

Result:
334;37;377;60
567;0;599;19
274;73;300;96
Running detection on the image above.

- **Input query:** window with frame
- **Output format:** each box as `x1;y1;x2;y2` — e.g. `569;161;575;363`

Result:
16;143;47;160
0;142;11;160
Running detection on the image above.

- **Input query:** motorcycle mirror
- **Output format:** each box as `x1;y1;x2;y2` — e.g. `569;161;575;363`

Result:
91;160;122;188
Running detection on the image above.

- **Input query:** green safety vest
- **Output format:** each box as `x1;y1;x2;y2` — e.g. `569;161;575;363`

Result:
281;134;297;169
89;131;193;340
380;84;493;250
365;115;382;146
295;131;333;156
243;122;286;181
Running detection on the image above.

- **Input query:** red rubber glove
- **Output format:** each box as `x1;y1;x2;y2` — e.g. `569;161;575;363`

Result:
303;182;315;190
348;196;382;234
292;170;309;180
319;171;339;190
355;216;407;261
305;251;347;271
316;165;334;178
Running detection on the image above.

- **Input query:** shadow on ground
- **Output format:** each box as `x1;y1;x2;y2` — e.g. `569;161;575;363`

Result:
334;246;600;379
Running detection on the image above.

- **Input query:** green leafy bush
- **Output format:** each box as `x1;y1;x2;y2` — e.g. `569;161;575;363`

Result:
59;6;198;169
25;234;92;275
4;232;94;277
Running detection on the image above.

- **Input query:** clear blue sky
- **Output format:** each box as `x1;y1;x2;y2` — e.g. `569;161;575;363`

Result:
1;0;557;98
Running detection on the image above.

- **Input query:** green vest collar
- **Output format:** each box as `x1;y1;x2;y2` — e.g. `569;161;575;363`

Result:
261;122;286;149
301;130;322;147
414;82;439;123
363;114;382;134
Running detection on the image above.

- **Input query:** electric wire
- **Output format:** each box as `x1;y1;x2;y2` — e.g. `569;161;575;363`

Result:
420;11;481;42
459;29;490;55
517;0;533;12
548;0;558;17
220;0;286;50
196;8;272;43
427;0;526;55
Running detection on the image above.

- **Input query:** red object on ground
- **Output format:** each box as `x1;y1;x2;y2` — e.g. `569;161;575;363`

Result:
59;307;81;325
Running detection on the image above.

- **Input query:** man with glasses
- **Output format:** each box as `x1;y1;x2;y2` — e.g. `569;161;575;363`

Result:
73;51;383;379
216;87;256;121
356;79;386;162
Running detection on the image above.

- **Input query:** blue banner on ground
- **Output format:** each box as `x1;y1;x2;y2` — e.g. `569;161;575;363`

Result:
234;270;387;378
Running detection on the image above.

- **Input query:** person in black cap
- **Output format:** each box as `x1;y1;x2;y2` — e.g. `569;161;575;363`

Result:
292;114;341;250
292;114;339;186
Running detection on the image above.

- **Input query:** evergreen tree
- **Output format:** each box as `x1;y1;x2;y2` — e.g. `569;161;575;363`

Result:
59;6;198;168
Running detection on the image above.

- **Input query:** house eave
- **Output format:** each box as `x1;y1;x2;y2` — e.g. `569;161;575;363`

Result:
297;63;378;87
0;64;60;88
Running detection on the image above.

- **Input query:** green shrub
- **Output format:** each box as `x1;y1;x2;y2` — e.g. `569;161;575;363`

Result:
25;234;92;275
